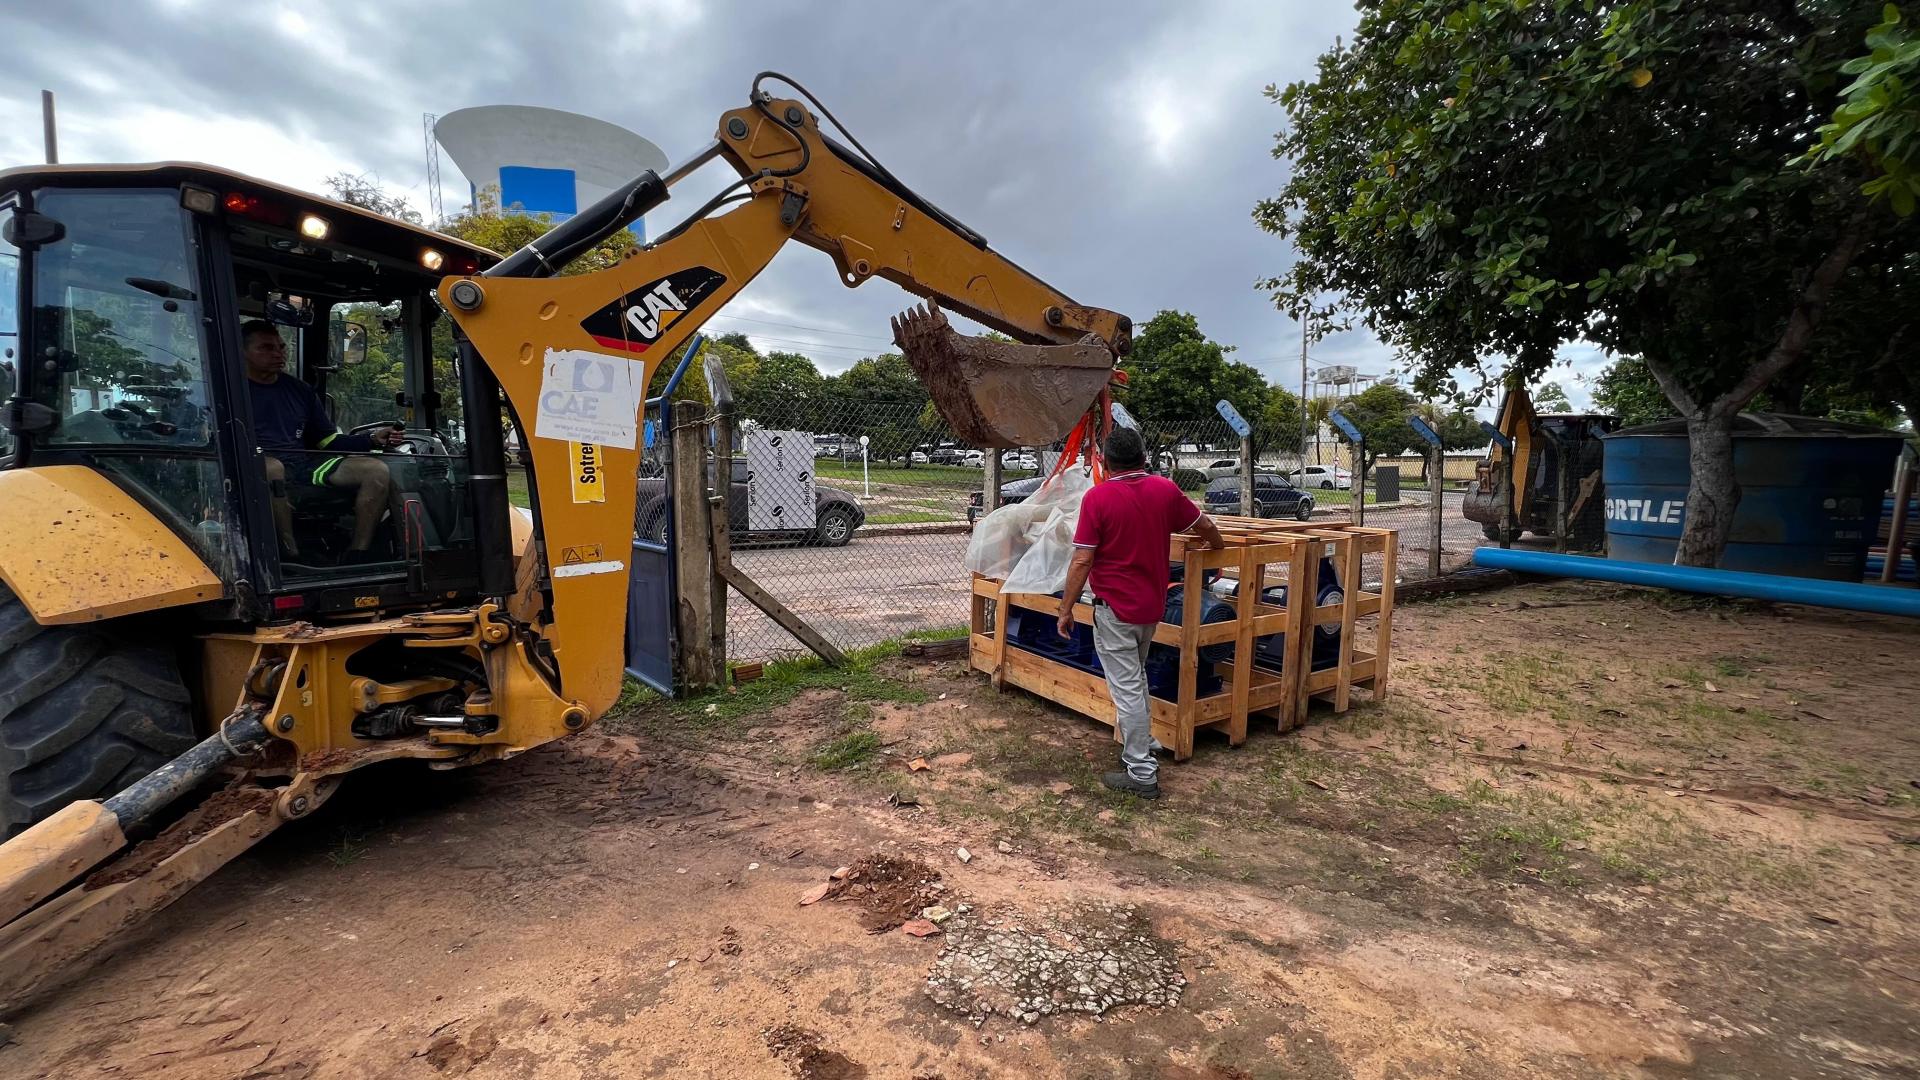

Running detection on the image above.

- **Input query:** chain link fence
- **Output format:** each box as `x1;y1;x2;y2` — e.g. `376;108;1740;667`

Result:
700;399;1481;662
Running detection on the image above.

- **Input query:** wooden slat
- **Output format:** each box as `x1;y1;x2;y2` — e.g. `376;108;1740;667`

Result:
1283;537;1311;731
1227;545;1259;747
1174;546;1202;760
1374;529;1397;701
1334;535;1358;713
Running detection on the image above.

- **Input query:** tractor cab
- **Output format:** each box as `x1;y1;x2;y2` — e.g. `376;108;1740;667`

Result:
0;164;502;622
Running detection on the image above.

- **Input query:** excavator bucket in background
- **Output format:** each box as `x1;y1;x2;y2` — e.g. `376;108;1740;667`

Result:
891;303;1117;448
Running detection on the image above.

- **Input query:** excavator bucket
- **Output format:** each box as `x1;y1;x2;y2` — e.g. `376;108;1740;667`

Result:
892;303;1117;448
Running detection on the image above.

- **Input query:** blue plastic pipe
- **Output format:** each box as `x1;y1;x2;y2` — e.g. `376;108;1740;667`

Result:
1471;547;1920;618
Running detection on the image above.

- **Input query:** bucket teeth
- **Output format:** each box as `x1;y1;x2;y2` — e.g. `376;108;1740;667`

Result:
891;301;1116;449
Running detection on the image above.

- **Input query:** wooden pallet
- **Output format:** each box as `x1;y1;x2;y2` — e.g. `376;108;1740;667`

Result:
967;519;1397;758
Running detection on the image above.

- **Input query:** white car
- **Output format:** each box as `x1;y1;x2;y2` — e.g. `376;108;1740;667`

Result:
1204;458;1241;478
1290;465;1352;490
909;451;930;464
961;449;985;467
1001;451;1038;470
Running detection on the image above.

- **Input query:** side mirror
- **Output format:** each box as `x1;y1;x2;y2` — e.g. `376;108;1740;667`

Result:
334;321;370;368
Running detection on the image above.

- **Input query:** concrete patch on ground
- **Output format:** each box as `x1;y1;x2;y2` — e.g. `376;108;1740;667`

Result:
924;901;1185;1026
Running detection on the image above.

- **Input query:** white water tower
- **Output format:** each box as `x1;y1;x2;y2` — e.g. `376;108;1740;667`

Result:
433;106;667;237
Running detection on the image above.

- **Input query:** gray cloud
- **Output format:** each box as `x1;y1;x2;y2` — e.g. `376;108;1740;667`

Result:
5;0;1424;403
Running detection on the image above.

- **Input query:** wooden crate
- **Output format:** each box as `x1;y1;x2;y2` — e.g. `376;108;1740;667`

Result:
1208;518;1397;728
967;519;1396;758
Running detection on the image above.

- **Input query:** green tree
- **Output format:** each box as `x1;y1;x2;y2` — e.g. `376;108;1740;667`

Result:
439;186;637;275
1592;358;1677;428
1533;382;1573;412
1119;311;1270;429
834;352;928;465
1334;383;1419;471
738;350;826;430
1259;0;1912;565
1256;384;1307;458
323;173;423;224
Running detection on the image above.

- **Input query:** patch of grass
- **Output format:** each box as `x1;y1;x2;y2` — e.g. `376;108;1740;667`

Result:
904;624;970;642
690;645;926;725
325;828;369;869
604;638;930;743
615;676;654;711
868;510;956;525
810;729;882;770
1711;654;1763;679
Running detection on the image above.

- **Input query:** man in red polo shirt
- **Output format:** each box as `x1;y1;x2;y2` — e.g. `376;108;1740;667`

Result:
1058;427;1225;799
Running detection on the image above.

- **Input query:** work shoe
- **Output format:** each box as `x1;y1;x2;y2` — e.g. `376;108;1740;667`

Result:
1101;771;1162;801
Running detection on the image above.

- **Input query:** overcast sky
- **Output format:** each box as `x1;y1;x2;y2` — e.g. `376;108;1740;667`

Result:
1;0;1606;411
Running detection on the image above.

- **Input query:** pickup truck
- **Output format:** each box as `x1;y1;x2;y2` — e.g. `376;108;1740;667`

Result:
637;458;867;547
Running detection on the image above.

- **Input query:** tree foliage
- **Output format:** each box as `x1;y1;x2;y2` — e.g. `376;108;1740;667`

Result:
1809;5;1920;216
1592;358;1676;427
1335;383;1421;469
323;173;423;225
831;352;932;464
1259;0;1914;563
439;186;637;275
1257;385;1308;457
1532;382;1573;412
1119;311;1271;431
737;350;826;429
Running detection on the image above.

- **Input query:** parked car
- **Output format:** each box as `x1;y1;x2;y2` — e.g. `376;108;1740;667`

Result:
960;449;985;467
1204;458;1241;478
928;447;966;465
637;459;866;547
909;450;930;464
1205;473;1315;521
1288;465;1352;490
1001;451;1039;470
967;473;1048;524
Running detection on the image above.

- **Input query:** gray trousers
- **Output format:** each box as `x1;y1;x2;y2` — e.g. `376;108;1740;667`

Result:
1093;605;1158;783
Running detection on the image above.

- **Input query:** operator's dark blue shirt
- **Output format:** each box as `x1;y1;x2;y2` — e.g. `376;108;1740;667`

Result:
246;375;372;453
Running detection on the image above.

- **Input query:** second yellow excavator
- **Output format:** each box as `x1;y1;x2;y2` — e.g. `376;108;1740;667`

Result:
0;72;1130;1011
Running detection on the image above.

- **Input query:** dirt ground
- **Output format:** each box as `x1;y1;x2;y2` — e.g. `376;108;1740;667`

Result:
4;580;1919;1079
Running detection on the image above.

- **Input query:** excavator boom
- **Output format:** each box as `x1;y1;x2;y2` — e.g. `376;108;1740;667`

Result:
444;72;1134;720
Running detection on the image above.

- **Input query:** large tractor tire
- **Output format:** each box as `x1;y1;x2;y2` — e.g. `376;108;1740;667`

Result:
0;586;196;838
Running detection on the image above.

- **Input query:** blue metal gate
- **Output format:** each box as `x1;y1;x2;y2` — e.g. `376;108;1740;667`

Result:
623;335;705;694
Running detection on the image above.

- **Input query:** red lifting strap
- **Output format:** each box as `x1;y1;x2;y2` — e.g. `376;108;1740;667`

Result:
1046;371;1126;484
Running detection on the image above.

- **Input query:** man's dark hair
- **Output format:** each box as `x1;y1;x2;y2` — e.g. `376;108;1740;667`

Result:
240;319;280;344
1102;426;1147;471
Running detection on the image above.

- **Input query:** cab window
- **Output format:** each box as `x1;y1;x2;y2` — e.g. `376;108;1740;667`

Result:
29;190;212;448
328;300;405;433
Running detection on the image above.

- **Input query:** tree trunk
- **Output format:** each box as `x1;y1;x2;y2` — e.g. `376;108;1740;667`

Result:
1674;413;1740;567
1651;208;1874;567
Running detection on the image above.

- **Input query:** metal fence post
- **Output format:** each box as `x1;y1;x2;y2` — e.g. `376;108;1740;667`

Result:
983;452;1002;516
1238;435;1254;517
670;400;719;689
1429;441;1444;578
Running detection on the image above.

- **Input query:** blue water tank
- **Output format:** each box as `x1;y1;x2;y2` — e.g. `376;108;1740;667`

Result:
1600;414;1905;580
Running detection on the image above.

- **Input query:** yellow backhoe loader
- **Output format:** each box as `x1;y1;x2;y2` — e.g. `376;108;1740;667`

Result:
0;73;1130;1011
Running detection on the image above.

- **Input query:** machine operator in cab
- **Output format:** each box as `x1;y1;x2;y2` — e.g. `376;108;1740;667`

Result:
241;319;404;563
